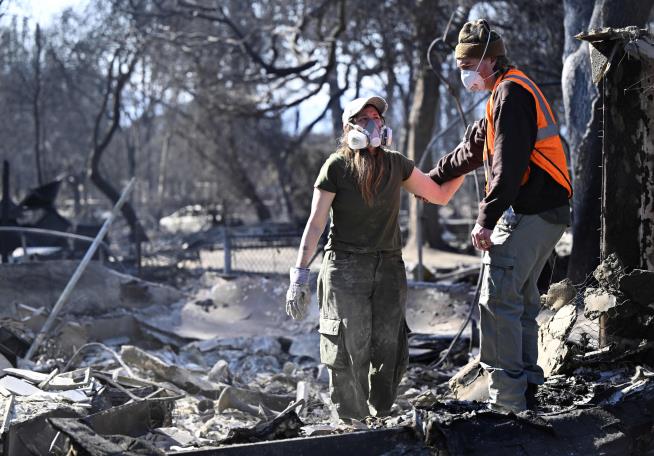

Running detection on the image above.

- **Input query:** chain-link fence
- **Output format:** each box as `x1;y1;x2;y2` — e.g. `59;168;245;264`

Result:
198;233;323;274
141;228;324;277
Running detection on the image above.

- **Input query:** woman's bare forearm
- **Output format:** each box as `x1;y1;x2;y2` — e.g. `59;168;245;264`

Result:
438;175;465;204
294;188;335;269
295;222;325;268
402;168;465;205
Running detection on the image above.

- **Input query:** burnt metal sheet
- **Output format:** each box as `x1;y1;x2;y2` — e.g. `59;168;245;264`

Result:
3;408;82;456
49;417;166;456
167;427;429;456
0;328;30;366
83;397;175;438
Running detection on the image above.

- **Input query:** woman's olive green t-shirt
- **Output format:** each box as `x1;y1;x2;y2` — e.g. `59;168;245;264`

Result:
314;149;414;253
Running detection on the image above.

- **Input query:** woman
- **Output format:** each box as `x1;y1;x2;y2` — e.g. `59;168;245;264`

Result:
286;95;463;420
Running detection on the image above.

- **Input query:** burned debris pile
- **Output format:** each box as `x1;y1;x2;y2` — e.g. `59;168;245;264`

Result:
1;252;653;455
0;260;474;454
0;256;651;455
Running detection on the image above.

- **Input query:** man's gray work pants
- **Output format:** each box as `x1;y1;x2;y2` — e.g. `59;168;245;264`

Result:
317;249;409;420
480;212;566;412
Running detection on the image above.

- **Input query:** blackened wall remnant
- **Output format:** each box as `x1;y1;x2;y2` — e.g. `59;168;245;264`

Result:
577;27;654;350
579;27;654;270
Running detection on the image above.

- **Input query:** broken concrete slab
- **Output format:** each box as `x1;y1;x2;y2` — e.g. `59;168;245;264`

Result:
0;376;43;396
85;314;144;344
152;426;198;448
0;375;91;404
3;368;81;389
120;345;221;398
208;359;232;384
538;303;578;377
190;335;283;356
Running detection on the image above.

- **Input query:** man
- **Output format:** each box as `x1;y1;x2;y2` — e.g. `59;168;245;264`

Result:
429;19;572;413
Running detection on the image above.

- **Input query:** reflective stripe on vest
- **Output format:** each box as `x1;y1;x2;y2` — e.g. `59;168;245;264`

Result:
484;69;572;198
503;74;559;141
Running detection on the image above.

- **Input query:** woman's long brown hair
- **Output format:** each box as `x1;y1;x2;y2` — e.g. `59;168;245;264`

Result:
336;127;385;206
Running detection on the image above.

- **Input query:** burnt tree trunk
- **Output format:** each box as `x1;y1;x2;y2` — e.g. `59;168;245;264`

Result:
32;24;44;186
564;0;654;282
601;36;654;269
225;130;272;222
89;51;148;244
327;67;342;139
568;93;602;283
405;0;444;250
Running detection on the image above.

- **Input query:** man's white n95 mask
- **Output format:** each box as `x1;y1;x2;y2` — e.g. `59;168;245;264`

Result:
461;69;486;91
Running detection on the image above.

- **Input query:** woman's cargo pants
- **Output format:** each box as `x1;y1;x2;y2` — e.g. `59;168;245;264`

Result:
317;249;409;420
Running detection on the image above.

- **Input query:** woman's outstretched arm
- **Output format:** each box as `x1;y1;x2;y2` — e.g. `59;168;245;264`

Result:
402;167;465;205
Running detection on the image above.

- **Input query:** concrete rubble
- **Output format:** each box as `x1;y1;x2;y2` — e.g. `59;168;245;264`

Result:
0;256;652;455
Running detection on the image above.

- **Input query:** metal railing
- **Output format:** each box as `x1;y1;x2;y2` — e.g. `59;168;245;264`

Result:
0;226;112;263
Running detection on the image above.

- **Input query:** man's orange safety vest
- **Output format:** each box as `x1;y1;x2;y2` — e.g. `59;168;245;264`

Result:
483;68;572;198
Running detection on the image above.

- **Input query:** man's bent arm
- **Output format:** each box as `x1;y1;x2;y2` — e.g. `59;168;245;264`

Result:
428;118;486;184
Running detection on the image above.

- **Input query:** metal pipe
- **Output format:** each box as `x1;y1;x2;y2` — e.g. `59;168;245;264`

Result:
0;227;112;252
1;161;9;263
416;200;424;282
223;225;232;275
24;178;136;361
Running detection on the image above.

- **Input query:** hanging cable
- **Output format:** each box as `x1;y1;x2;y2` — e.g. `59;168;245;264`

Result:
423;24;488;369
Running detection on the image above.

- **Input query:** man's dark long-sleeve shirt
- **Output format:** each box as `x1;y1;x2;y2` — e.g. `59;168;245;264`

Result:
429;80;569;229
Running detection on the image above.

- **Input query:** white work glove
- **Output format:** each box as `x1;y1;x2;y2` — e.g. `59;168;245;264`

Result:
286;267;311;320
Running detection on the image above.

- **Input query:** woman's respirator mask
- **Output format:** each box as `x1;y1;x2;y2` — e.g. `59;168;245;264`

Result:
346;120;392;150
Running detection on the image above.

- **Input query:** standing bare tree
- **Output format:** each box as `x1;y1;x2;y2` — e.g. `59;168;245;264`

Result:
88;47;147;243
563;0;654;283
32;23;44;185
